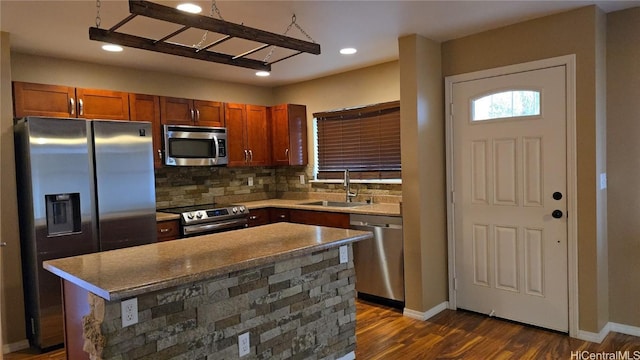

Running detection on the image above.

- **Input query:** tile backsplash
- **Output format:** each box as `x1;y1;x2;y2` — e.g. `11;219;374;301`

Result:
155;166;276;209
155;165;402;209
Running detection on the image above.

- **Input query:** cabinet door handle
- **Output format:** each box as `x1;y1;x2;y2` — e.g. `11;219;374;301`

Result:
159;228;170;233
249;216;257;220
249;150;253;162
285;148;289;160
69;98;75;115
78;99;84;116
190;109;195;121
195;109;200;122
157;149;162;160
244;150;249;162
279;214;286;219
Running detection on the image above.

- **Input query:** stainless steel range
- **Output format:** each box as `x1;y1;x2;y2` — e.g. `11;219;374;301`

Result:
161;204;249;237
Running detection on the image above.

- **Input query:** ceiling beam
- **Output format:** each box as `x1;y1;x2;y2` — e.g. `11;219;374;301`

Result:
129;0;321;55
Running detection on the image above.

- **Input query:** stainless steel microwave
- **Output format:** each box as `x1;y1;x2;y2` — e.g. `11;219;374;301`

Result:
163;125;228;166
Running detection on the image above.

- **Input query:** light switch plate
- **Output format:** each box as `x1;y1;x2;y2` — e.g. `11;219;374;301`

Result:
339;245;348;264
248;177;254;187
600;172;607;190
299;175;305;184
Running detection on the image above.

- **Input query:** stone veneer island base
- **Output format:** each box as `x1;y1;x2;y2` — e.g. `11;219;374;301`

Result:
45;223;370;360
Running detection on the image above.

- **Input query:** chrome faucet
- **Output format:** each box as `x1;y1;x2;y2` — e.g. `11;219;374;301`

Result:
344;169;358;202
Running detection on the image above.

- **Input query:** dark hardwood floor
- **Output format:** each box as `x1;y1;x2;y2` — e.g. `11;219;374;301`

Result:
7;300;640;359
356;300;640;359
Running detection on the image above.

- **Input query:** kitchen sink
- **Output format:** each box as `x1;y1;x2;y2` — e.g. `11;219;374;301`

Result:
300;200;368;208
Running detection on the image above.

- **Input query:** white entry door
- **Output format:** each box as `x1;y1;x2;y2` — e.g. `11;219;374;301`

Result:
452;65;568;332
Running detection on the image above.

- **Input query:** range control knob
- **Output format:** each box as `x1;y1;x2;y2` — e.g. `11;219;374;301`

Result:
187;212;195;220
196;212;203;219
232;207;238;214
239;206;246;213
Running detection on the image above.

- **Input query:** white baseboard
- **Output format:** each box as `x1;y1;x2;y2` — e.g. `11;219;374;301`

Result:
610;322;640;337
403;301;449;321
3;339;29;354
576;322;640;344
338;350;355;360
576;323;611;344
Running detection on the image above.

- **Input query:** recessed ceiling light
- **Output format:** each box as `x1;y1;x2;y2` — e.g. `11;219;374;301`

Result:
102;44;123;52
339;48;357;55
177;3;202;14
256;71;270;77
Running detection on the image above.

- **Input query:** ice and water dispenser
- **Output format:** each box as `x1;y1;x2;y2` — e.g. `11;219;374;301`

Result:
45;193;81;236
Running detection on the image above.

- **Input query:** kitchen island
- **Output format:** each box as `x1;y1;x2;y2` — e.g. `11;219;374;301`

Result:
44;222;371;360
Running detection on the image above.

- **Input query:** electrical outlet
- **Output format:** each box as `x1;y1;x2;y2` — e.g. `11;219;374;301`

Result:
339;245;348;264
248;176;254;186
238;332;250;357
121;297;138;327
299;174;305;184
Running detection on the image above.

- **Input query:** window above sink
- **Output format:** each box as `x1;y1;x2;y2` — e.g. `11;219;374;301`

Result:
312;100;401;182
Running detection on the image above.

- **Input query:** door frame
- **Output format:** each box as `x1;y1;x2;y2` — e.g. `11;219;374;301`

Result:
444;55;578;337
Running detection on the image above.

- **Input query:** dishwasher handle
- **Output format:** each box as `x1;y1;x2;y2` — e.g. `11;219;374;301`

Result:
350;221;403;230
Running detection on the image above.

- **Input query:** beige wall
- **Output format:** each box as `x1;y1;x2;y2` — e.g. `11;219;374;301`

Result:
442;6;606;332
398;35;447;312
606;7;640;328
1;33;26;349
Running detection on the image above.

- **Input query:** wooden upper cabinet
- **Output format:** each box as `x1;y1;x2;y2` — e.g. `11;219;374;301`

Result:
160;97;194;125
13;82;77;118
13;82;129;120
225;102;248;167
270;104;308;166
129;94;163;169
225;103;270;167
193;100;224;127
246;105;270;166
75;88;129;120
160;97;225;127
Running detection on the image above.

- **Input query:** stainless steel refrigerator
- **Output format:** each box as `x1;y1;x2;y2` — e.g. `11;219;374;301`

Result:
14;117;157;350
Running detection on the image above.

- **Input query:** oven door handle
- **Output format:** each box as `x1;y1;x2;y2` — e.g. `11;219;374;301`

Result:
182;218;248;236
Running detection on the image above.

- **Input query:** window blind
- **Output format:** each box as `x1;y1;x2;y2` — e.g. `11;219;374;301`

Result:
314;101;401;180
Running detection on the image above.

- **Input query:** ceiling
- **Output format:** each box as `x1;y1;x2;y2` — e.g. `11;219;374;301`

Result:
1;1;638;87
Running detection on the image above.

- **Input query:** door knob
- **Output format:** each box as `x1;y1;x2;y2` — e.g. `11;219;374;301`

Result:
0;242;7;247
553;192;563;200
552;210;563;219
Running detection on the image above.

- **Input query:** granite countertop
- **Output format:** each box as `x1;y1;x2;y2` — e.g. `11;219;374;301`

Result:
43;223;371;301
241;199;402;216
156;212;180;221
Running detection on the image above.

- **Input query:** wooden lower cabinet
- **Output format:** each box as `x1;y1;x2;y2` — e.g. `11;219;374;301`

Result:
247;208;270;227
289;209;350;229
247;207;349;229
269;208;290;223
156;219;180;241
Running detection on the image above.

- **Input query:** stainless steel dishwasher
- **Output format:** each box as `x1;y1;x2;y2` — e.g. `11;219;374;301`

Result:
350;214;404;304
